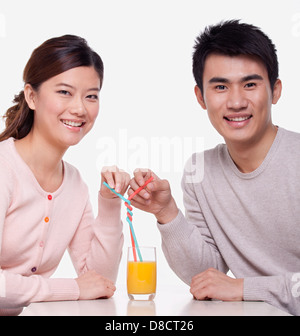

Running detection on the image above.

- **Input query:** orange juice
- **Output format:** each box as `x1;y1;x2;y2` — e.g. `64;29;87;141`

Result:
127;261;156;294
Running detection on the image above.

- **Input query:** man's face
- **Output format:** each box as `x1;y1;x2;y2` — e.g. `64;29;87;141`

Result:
195;53;281;146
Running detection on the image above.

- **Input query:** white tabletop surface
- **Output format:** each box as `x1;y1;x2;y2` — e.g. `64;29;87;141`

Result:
20;284;291;316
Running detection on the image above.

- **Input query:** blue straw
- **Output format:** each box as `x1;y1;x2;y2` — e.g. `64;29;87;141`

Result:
102;182;129;204
102;181;143;261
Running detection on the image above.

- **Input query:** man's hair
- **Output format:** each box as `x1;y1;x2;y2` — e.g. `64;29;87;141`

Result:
192;20;279;94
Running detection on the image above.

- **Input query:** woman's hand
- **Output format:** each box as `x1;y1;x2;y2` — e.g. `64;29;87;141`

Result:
75;270;116;300
128;169;178;224
100;165;130;199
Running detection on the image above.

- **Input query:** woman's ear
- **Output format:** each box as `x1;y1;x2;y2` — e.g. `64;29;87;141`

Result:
194;85;207;110
24;84;37;110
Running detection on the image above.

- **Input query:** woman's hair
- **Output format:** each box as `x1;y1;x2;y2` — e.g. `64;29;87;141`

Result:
0;34;104;141
192;20;279;95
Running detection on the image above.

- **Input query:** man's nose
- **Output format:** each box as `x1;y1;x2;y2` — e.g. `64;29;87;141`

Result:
226;87;248;111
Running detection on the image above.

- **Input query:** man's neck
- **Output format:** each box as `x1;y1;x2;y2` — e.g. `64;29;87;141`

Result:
226;125;278;173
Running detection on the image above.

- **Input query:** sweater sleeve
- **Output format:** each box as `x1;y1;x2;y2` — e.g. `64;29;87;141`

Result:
157;164;228;285
68;193;123;283
244;273;300;315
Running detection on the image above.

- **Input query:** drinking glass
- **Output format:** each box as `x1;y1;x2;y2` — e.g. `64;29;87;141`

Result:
127;246;156;300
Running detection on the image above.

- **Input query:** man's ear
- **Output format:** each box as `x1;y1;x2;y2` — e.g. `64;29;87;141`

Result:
194;85;207;110
272;79;282;105
24;83;37;110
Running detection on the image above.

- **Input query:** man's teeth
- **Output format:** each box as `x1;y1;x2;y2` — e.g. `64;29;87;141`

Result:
62;120;83;127
226;116;251;122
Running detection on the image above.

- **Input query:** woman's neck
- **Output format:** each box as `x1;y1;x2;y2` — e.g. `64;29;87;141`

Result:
14;132;67;192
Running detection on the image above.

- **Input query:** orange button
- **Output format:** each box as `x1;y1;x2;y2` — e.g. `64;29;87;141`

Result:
44;217;49;223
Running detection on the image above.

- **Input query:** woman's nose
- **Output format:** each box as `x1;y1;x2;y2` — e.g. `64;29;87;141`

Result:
69;96;86;116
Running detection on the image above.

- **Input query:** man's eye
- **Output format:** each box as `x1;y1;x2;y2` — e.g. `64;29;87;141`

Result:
245;82;256;88
216;85;226;90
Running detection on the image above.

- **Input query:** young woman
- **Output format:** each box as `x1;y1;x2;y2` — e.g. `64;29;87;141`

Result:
0;35;129;315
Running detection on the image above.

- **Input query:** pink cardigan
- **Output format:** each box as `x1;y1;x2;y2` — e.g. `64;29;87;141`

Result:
0;138;123;312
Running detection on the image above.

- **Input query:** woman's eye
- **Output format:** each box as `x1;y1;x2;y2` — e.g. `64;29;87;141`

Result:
87;94;98;100
57;90;70;95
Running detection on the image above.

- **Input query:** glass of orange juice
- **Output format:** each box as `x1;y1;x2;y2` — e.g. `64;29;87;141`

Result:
127;246;157;300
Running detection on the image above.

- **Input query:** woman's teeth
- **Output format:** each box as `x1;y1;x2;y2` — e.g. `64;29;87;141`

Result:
62;120;84;127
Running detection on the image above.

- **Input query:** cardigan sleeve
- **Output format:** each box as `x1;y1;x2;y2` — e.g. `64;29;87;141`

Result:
67;193;124;283
0;159;80;312
0;270;79;309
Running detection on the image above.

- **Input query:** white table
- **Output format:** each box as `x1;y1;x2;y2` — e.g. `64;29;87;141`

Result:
20;284;291;316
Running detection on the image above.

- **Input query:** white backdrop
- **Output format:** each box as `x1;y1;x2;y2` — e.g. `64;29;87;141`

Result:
0;0;300;293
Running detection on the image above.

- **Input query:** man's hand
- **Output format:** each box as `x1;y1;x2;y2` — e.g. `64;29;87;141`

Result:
128;168;178;224
190;268;244;301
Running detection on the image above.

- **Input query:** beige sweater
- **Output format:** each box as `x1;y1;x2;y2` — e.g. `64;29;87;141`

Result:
158;127;300;315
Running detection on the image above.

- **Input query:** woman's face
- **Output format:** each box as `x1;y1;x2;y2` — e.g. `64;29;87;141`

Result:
27;66;101;149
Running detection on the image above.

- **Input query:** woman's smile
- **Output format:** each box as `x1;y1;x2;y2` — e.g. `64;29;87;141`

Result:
60;119;86;131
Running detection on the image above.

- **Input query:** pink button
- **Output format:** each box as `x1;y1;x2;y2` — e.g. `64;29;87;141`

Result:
39;241;44;247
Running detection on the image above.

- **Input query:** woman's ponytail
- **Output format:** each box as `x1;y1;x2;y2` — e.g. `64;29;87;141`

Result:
0;90;33;141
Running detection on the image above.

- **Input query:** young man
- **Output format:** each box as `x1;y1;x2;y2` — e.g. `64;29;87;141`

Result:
129;20;300;315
